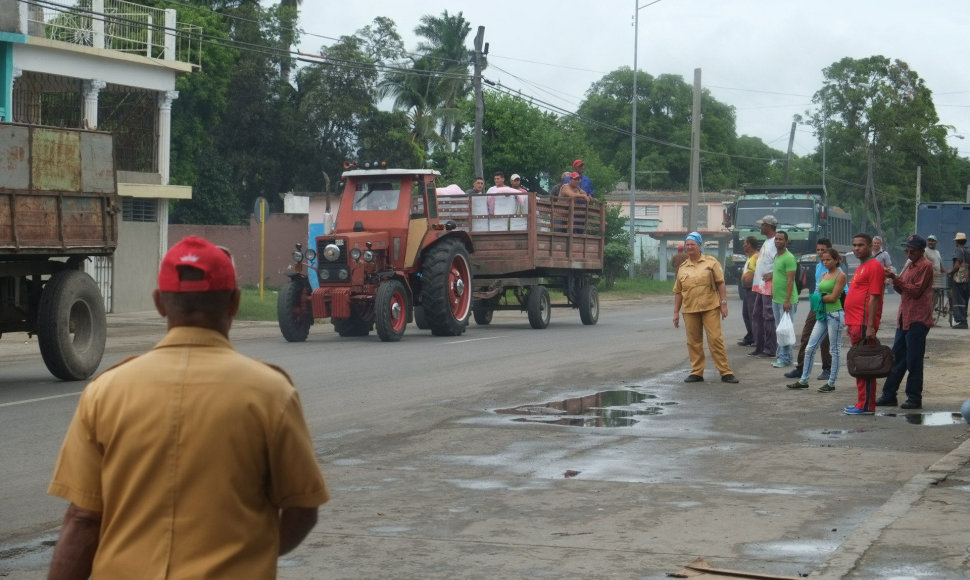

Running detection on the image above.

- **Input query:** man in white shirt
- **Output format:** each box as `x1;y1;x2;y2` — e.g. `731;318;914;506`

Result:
749;215;778;358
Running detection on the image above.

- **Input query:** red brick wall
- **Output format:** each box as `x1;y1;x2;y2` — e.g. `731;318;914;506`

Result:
169;213;309;289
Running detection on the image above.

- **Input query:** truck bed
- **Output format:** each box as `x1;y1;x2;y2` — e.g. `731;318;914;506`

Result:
0;123;118;255
437;193;604;277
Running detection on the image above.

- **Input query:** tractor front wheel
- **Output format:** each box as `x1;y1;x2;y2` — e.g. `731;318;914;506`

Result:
375;279;409;342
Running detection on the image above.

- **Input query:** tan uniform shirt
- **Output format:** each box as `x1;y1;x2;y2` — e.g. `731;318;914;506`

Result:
673;255;724;313
49;327;329;579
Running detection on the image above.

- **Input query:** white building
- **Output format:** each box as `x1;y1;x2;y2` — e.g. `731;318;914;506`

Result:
1;0;198;311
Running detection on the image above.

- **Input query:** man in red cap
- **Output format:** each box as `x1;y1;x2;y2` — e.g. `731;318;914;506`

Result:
47;236;329;579
562;159;594;197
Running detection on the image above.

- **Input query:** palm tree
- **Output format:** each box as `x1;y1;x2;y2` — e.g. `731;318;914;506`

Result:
380;11;478;159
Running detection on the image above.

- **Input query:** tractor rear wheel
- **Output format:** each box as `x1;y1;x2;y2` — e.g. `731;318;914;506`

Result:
277;278;312;342
421;239;472;336
375;280;409;342
332;305;374;337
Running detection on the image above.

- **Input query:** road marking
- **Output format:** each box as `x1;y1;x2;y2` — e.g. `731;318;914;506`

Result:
448;336;504;344
0;391;82;408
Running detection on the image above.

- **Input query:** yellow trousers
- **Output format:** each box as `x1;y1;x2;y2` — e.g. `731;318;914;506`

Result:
683;308;733;377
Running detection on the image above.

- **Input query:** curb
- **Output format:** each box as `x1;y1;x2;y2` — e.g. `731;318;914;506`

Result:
807;436;970;579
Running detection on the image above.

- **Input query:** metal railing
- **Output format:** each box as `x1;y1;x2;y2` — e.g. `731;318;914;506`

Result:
25;0;201;67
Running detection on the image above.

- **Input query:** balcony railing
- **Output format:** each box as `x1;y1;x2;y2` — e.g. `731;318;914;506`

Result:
26;0;201;67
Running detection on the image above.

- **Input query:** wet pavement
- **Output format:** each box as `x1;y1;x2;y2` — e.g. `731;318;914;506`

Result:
2;299;969;579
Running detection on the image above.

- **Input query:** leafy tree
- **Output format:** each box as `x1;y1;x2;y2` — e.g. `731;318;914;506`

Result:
577;68;742;191
806;56;952;240
602;203;632;288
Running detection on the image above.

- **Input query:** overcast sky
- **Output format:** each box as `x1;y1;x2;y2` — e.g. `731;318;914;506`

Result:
296;0;970;164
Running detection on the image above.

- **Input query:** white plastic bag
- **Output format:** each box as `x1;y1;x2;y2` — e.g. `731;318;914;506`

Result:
776;312;796;347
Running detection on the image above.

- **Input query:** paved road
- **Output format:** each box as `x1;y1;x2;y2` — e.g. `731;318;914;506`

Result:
2;294;969;578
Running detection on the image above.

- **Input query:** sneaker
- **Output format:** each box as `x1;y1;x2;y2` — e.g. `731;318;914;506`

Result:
684;374;704;383
784;368;802;378
900;400;922;409
843;406;874;415
737;339;754;346
757;352;776;359
817;384;835;393
747;350;763;357
952;323;968;329
721;374;739;383
770;360;791;368
786;381;809;389
874;397;898;406
817;370;831;381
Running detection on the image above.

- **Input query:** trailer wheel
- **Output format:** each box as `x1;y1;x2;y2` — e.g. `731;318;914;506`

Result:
413;305;429;330
375;280;409;342
578;284;599;325
527;285;551;329
37;270;106;381
277;278;312;342
421;238;472;336
473;301;493;326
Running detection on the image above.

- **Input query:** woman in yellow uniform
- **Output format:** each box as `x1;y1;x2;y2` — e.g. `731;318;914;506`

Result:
673;232;739;383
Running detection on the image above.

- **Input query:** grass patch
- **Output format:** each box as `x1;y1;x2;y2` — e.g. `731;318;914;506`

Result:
598;277;674;299
237;286;280;321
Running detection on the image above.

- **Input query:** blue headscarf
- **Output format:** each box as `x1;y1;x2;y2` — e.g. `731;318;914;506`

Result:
685;231;703;250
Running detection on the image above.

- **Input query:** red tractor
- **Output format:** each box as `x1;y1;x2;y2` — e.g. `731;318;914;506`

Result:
278;169;472;342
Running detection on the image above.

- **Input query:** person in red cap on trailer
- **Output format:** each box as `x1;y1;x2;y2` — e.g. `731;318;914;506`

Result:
562;159;594;197
47;236;329;580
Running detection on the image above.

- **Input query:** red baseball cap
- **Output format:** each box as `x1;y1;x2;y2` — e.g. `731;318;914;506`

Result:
573;159;584;168
569;171;581;179
158;236;237;292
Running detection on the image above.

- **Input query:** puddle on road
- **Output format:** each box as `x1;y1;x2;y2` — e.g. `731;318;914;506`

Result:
494;388;676;427
879;411;965;425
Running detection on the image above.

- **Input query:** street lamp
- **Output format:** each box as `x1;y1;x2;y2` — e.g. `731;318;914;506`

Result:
629;0;663;278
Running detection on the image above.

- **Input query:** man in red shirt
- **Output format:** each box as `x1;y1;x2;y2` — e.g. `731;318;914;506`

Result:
842;233;885;415
875;234;934;409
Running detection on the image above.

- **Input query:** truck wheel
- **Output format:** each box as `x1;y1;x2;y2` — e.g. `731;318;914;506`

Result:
421;238;472;336
527;285;551;329
37;270;107;381
413;305;429;329
332;305;374;337
473;301;493;325
277;278;312;342
375;280;409;342
578;284;599;325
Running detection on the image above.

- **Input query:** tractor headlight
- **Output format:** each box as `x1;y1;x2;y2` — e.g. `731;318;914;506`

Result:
363;250;375;262
323;243;341;262
337;269;349;280
305;249;316;262
292;250;304;263
350;248;362;261
319;269;330;280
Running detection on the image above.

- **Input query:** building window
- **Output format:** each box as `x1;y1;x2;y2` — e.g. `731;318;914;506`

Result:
682;206;707;229
122;198;158;222
643;205;659;217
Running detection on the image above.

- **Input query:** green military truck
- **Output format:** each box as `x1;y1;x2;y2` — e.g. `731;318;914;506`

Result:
724;185;853;294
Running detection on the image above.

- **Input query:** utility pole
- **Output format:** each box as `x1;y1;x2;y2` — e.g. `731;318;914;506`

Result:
687;68;701;232
783;121;795;184
628;1;639;279
472;26;485;181
915;165;921;232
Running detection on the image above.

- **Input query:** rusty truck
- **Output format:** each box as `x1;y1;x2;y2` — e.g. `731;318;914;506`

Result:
0;122;119;379
277;168;604;342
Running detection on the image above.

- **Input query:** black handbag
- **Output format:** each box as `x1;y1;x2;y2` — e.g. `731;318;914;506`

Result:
846;294;894;378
